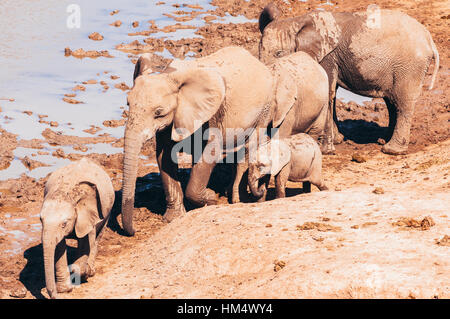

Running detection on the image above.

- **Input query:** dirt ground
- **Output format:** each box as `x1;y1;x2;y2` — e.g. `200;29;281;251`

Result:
0;0;449;299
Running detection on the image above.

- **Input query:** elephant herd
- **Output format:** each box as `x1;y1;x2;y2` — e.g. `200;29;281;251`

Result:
39;4;439;298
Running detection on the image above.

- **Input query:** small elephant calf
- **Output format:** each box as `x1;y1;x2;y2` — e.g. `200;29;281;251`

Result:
40;158;114;299
248;133;328;201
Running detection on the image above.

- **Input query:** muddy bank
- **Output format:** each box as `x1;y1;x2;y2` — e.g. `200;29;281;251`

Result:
0;129;17;170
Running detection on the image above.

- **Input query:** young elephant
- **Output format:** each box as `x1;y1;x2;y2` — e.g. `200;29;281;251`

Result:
40;158;114;299
248;133;328;201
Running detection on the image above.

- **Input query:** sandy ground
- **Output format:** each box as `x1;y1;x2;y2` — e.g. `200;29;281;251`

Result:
0;0;449;299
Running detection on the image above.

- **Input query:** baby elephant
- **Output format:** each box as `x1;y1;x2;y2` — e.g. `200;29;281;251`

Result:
248;133;328;201
40;158;114;299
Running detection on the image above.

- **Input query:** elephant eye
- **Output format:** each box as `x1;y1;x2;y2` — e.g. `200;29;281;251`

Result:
61;220;67;229
274;50;284;58
154;108;164;118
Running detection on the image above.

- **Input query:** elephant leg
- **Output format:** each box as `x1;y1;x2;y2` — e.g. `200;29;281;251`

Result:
55;239;72;293
383;97;397;141
309;101;330;154
227;162;236;200
381;100;415;155
320;95;337;155
256;174;271;202
185;155;218;207
382;80;421;155
275;165;290;199
74;236;89;276
84;229;99;278
325;93;337;154
81;216;109;279
232;161;248;204
156;129;186;222
331;89;344;144
311;171;328;192
238;169;249;202
321;58;339;152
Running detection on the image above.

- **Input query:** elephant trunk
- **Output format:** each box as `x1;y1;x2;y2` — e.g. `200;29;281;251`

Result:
248;168;266;199
121;129;144;236
42;232;57;299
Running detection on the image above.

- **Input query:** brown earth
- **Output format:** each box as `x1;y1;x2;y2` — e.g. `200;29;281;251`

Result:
0;129;17;170
0;0;449;299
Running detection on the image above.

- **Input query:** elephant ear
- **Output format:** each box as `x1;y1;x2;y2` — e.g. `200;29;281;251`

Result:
269;139;291;175
294;12;341;62
133;53;174;83
73;159;115;238
74;158;115;219
169;68;226;142
75;192;101;238
273;72;297;128
259;3;281;33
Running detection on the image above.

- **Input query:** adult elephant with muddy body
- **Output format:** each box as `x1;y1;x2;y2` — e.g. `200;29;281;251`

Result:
122;46;296;236
258;4;439;155
231;51;329;204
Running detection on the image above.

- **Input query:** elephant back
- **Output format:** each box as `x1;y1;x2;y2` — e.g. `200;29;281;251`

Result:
45;158;115;219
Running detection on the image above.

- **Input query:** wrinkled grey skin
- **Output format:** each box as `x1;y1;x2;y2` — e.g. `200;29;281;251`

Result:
231;51;330;203
41;158;114;299
123;46;297;235
271;51;330;149
248;133;328;201
259;5;440;155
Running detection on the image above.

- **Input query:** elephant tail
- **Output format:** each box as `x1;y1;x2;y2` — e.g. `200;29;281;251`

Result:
428;35;439;90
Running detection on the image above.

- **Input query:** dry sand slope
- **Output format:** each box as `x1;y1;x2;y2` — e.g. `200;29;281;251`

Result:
66;140;450;299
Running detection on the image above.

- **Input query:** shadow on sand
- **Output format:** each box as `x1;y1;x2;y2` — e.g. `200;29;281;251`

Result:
338;119;391;145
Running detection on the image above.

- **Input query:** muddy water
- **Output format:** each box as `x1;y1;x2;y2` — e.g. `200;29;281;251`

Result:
0;0;255;180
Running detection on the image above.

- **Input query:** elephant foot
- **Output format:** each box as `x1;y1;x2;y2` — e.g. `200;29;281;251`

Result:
381;142;407;155
163;205;186;223
81;262;95;279
203;188;219;206
186;187;219;207
56;281;73;294
318;135;336;155
322;148;335;155
320;142;336;155
333;131;344;144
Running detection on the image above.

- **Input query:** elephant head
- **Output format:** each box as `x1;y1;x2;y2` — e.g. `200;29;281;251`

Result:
258;4;342;64
248;139;291;198
41;159;114;298
121;54;226;236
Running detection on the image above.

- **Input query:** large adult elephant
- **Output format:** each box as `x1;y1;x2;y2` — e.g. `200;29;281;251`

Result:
122;46;297;236
231;51;329;203
258;4;439;155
